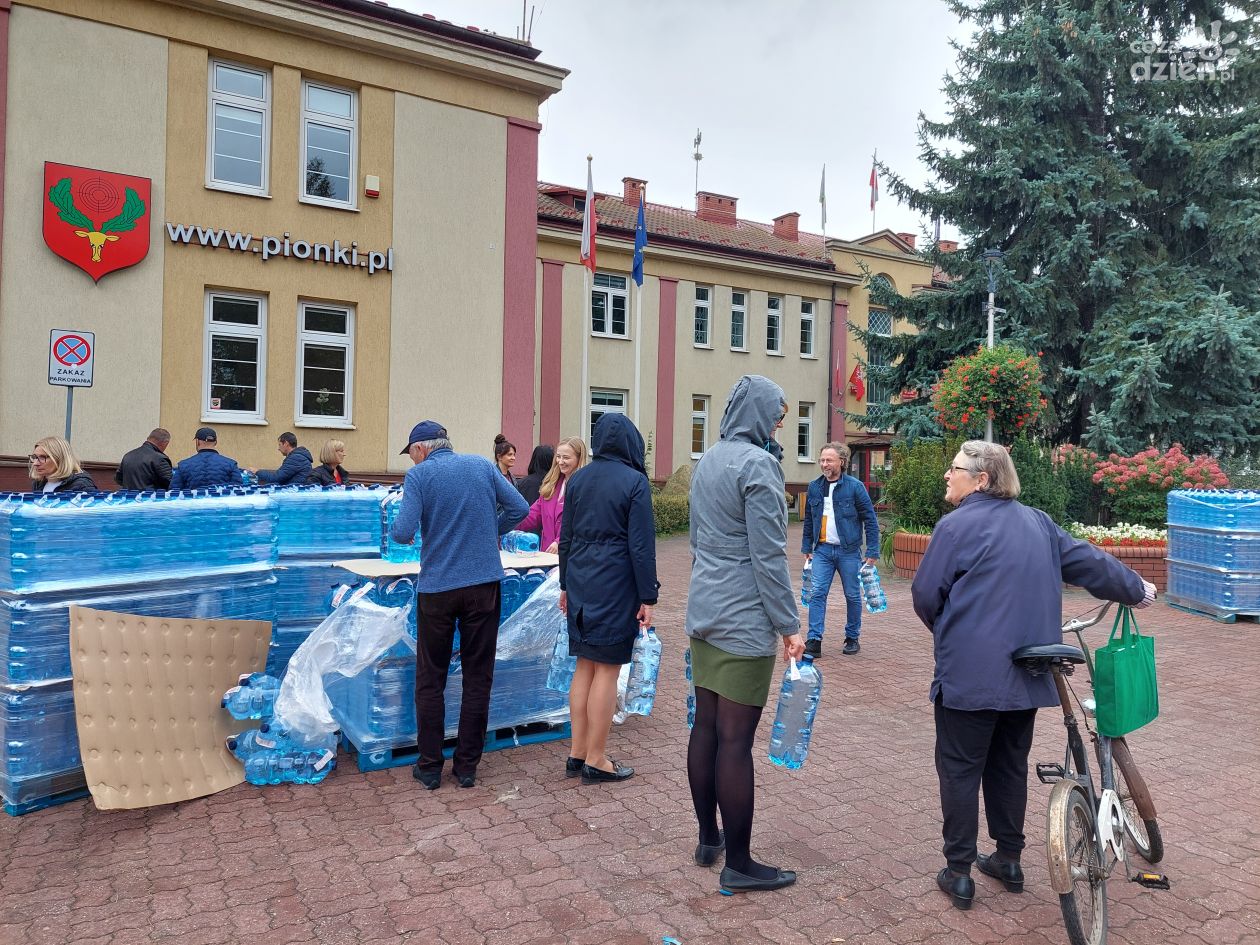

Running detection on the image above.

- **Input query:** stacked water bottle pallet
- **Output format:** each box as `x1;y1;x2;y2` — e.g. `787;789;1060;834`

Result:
269;486;386;673
331;566;570;772
1165;490;1260;622
0;489;279;814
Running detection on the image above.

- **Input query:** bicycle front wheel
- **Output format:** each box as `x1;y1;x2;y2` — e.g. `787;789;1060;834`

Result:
1047;780;1107;945
1109;738;1164;864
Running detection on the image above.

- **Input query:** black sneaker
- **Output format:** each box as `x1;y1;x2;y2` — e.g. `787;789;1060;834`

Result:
842;638;860;655
412;766;441;790
804;639;822;658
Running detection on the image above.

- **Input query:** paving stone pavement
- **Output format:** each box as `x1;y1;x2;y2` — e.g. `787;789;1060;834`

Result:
2;525;1258;945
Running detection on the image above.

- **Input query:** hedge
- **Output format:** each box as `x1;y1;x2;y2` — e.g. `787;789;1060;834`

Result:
653;494;689;535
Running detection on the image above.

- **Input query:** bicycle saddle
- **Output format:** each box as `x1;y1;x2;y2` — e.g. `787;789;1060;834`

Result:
1012;643;1086;675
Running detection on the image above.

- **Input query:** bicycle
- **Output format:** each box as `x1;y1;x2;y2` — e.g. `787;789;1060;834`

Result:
1013;601;1169;945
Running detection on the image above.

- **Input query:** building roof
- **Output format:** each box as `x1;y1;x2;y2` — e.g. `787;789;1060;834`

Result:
307;0;542;60
538;184;836;271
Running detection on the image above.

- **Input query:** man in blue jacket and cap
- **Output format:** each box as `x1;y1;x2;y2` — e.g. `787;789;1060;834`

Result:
169;428;244;490
391;420;529;790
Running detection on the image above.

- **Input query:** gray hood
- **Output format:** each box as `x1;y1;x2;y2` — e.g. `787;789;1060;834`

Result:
720;375;785;448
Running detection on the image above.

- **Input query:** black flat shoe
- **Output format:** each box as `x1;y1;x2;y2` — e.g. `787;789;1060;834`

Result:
580;761;634;784
977;853;1024;892
936;867;975;910
456;774;476;789
412;766;440;791
565;756;584;778
695;831;725;867
719;866;797;892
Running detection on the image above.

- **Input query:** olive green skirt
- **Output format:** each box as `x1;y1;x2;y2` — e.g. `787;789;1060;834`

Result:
689;637;777;708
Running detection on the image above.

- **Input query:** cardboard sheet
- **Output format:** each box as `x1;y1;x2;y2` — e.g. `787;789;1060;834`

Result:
333;551;559;578
68;606;271;810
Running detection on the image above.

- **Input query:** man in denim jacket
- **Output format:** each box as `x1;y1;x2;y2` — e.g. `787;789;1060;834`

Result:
801;442;879;656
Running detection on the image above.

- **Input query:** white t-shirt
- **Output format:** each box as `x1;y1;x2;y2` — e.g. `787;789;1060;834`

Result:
42;480;62;493
821;479;842;545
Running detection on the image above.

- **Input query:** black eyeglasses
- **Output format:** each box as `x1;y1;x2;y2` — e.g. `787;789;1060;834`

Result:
948;464;974;475
28;453;50;463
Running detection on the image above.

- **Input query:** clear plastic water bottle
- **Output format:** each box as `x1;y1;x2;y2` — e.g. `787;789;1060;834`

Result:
545;626;576;692
624;627;662;716
859;563;888;613
500;570;523;623
237;672;281;690
768;655;823;769
801;562;812;608
226;723;289;761
243;749;336;786
684;646;696;729
522;567;546;603
380;490;421;563
222;681;279;721
516;531;541;554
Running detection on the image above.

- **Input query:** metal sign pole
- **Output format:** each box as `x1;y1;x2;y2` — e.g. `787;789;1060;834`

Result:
65;387;74;442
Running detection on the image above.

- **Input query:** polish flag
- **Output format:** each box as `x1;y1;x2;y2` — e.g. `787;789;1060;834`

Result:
869;160;879;212
580;161;597;274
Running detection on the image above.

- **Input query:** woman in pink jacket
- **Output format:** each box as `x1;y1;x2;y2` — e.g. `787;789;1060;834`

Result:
518;436;587;553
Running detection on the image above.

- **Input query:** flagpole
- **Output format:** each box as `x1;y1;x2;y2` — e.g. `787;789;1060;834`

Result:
871;149;878;233
633;279;642;423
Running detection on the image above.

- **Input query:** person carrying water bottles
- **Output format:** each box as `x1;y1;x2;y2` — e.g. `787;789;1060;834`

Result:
801;441;880;657
686;374;805;893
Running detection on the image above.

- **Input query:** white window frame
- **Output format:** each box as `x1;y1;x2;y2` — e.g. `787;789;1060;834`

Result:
800;300;815;357
694;285;712;347
766;295;783;355
588;388;627;441
797;403;814;461
591;272;630;339
206;60;271;197
300;79;358;209
295;301;355;428
203;291;267;423
730;290;747;351
691;396;710;458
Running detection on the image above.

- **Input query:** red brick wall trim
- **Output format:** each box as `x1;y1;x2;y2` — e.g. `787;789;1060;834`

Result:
539;259;565;446
654;277;679;479
501;118;540;448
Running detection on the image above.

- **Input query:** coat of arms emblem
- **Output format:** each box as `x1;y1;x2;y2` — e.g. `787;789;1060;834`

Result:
43;162;151;282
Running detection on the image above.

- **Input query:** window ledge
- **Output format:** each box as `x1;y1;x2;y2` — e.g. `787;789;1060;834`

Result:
206;183;272;199
591;332;632;341
201;416;269;425
299;196;361;213
730;347;749;354
693;344;713;350
295;420;357;430
800;354;819;360
766;351;785;358
798;458;816;464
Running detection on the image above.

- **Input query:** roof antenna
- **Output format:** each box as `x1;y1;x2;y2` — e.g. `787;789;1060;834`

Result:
526;4;536;44
693;129;703;194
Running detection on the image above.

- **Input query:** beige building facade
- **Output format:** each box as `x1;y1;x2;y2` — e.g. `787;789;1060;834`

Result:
0;0;564;485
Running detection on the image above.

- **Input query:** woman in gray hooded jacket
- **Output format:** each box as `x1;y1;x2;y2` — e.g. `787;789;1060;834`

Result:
686;375;805;893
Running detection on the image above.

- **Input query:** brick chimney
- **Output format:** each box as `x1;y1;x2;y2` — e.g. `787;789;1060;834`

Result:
772;212;799;242
896;232;917;249
622;177;646;204
937;239;959;253
696;191;738;225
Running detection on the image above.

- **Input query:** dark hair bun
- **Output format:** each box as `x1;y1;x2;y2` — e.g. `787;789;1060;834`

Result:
494;434;507;445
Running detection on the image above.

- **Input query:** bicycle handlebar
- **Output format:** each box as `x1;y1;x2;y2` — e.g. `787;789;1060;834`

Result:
1061;600;1115;636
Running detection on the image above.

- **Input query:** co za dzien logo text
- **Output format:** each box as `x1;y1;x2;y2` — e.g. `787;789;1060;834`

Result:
166;222;394;274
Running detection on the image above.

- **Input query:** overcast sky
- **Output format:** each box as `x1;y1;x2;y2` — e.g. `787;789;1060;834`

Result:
394;0;966;243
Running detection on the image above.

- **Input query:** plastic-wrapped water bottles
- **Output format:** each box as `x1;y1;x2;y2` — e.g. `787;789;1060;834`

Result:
801;562;812;608
222;674;281;720
768;655;823;769
226;723;288;761
380;490;420;563
243;748;336;785
501;530;541;554
521;567;547;604
624;627;662;716
859;563;888;613
501;571;524;622
545;625;576;692
684;646;696;729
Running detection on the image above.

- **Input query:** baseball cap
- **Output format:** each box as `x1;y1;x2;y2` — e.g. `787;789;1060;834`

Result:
400;420;447;454
195;427;218;442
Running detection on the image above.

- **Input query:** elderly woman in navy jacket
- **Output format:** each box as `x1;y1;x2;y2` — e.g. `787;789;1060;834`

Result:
557;413;658;785
912;440;1155;910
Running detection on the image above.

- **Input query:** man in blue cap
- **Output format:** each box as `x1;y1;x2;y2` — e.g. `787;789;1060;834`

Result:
392;420;530;790
169;427;244;489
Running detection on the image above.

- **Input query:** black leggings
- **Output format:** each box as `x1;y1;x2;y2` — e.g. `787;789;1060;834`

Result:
686;686;767;874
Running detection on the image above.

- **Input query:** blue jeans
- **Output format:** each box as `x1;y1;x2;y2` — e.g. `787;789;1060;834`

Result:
807;543;862;642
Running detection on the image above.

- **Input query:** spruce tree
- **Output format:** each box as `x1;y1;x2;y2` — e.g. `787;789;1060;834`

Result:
856;0;1260;454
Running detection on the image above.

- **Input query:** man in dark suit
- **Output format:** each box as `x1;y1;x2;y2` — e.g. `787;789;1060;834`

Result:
115;428;173;490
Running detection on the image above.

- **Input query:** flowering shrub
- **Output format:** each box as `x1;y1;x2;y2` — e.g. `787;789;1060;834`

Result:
1091;444;1229;527
932;345;1046;442
1067;522;1167;547
1054;444;1105;524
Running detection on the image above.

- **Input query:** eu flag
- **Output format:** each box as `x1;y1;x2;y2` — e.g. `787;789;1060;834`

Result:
632;192;647;286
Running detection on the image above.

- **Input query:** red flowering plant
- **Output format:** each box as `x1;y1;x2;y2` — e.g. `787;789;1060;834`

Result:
931;345;1046;442
1091;444;1230;528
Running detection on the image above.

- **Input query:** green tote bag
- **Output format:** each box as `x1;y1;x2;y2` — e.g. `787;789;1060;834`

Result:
1093;605;1159;737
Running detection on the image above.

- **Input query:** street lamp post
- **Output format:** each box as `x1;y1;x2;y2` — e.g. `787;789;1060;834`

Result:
981;247;1005;442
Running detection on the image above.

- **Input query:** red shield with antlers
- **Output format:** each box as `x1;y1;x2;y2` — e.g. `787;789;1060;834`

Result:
43;162;151;283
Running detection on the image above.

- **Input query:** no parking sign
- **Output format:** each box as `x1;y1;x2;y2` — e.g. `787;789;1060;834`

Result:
48;329;95;388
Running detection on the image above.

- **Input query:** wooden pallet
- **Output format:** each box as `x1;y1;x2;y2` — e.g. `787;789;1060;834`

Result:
346;720;571;773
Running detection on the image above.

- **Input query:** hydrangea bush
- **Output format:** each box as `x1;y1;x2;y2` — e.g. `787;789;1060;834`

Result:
1092;445;1229;528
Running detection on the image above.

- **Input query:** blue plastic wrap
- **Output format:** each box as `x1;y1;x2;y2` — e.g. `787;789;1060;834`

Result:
0;572;277;685
275;559;358;623
0;490;276;593
1166;489;1260;531
271;485;387;557
1;679;80;803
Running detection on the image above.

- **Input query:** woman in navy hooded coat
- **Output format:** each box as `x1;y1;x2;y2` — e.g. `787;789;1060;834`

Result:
558;413;659;785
